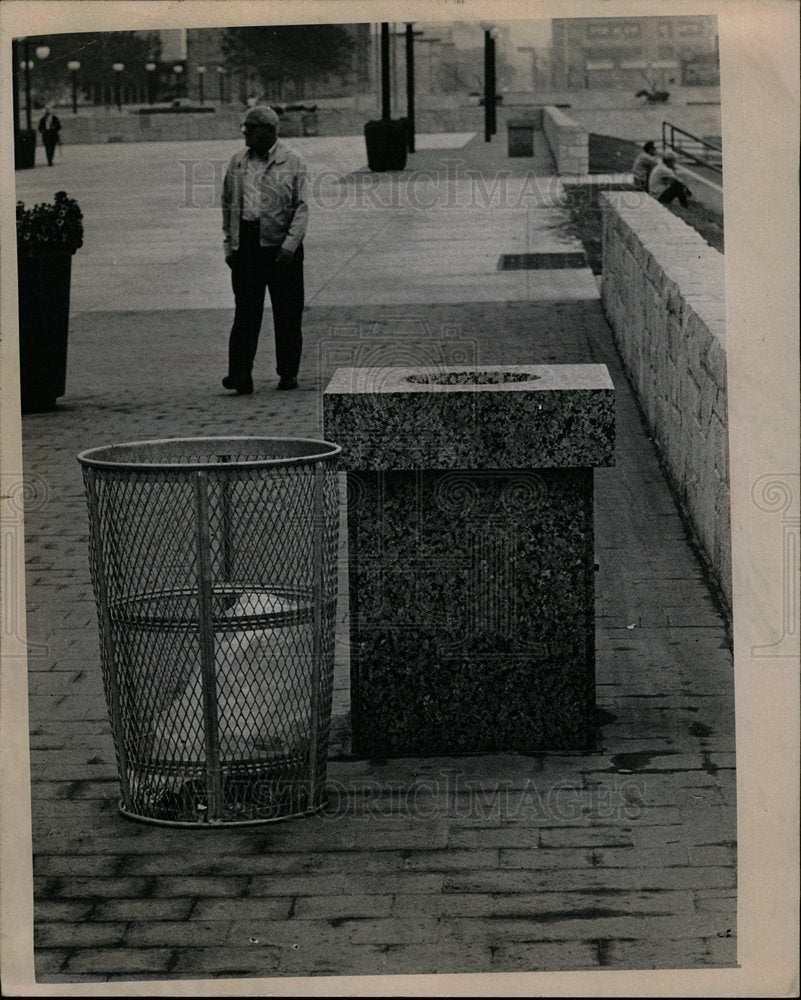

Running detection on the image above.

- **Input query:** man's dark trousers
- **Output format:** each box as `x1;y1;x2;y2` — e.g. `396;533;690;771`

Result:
657;181;689;207
228;219;304;381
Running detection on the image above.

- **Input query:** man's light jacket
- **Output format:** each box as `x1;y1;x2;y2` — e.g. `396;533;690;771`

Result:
222;140;309;257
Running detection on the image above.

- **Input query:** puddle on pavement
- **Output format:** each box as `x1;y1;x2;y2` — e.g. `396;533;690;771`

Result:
608;750;678;773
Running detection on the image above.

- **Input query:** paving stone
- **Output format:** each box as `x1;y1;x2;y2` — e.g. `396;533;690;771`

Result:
34;922;127;948
291;893;395;920
348;916;442;945
246;873;444;897
90;898;194;921
444;866;736;893
64;948;177;975
123;920;235;948
489;939;600;971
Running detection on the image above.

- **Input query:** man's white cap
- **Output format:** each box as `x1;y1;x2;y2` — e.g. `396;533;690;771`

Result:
243;105;280;129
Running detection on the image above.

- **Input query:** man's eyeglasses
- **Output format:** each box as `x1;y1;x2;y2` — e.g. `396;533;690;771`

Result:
241;122;273;133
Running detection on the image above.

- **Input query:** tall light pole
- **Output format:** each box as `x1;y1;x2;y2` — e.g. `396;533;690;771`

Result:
67;60;80;114
393;24;423;151
173;63;184;100
482;24;498;142
380;22;390;119
217;65;226;104
22;47;34;130
112;62;124;112
145;61;156;104
197;64;205;105
405;23;416;153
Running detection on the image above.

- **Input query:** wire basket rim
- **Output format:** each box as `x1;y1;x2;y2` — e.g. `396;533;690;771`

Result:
77;435;342;472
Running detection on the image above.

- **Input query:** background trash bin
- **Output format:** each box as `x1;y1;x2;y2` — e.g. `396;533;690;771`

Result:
15;129;36;170
77;437;341;827
364;118;408;171
507;119;535;157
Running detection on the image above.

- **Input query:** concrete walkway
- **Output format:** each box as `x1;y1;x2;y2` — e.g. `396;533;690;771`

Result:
14;132;736;986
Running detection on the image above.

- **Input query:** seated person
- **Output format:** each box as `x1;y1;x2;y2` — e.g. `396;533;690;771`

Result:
631;140;658;190
648;151;691;207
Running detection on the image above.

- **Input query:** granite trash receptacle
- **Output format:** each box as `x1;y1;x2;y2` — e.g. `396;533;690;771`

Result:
78;437;341;826
323;365;615;757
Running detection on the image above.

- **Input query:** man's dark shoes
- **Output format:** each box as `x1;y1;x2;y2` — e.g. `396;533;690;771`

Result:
222;375;253;395
277;376;298;391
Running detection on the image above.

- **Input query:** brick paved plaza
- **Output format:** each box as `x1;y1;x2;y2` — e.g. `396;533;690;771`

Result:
1;126;747;992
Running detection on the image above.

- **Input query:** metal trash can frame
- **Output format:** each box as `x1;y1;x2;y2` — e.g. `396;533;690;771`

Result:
78;437;341;827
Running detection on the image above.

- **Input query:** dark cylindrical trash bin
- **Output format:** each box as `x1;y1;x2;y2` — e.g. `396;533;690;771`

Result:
507;119;535;158
78;437;341;827
364;118;408;171
15;129;36;170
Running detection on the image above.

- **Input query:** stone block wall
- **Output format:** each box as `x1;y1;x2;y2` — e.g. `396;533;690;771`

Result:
599;192;730;609
543;106;589;174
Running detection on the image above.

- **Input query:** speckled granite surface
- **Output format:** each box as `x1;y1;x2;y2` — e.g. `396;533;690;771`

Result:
324;365;615;470
324;364;614;756
346;469;596;755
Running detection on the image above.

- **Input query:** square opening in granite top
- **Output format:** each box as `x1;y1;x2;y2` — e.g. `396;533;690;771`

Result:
324;364;615;396
406;371;541;386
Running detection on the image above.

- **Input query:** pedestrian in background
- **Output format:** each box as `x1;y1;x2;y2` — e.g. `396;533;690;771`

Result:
648;151;692;207
220;105;309;394
632;140;658;191
38;106;61;166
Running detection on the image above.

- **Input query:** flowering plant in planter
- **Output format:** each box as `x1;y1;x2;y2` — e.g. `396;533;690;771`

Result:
16;191;83;258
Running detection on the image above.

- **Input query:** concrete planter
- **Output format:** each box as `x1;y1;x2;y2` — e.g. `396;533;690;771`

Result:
18;250;73;412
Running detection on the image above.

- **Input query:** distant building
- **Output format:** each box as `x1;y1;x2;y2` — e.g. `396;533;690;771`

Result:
551;15;719;89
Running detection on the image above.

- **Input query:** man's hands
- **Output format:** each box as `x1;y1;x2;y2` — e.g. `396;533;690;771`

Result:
225;248;295;268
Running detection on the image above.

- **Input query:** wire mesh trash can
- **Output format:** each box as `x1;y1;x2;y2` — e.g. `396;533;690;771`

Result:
77;437;341;827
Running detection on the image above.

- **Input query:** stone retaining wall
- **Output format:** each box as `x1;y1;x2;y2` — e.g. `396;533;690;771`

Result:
543;106;589;174
599;192;730;608
52;105;551;145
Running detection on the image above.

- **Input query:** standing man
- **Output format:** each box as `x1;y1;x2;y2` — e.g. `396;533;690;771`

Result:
38;106;61;166
221;105;309;394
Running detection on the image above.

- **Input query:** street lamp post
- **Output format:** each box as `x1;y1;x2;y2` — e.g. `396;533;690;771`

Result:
13;38;49;168
482;26;498;142
22;48;34;130
112;62;124;112
67;60;80;114
380;22;391;119
173;63;184;100
197;65;205;105
405;24;416;153
217;65;226;104
145;61;156;104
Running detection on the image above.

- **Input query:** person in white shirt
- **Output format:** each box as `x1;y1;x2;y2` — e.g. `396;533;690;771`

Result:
648;151;692;207
221;106;309;393
631;140;658;191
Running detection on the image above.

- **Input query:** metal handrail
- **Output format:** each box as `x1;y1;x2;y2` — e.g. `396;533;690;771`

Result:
662;121;722;174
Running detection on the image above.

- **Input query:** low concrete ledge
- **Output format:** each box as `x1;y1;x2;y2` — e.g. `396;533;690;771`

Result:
543;106;589;174
599;192;730;609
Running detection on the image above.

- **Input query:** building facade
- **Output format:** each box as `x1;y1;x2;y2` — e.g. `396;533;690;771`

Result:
551;15;719;90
